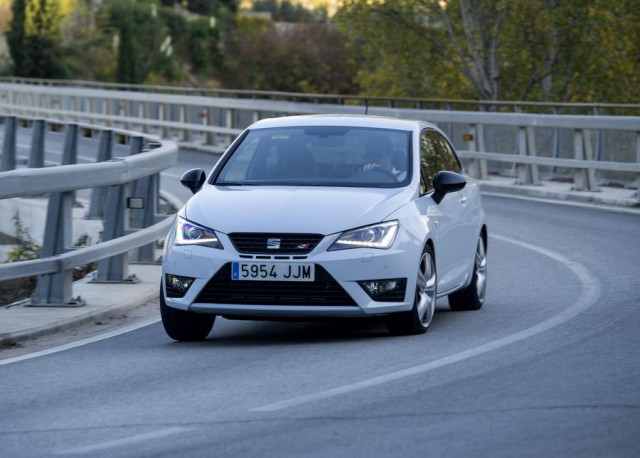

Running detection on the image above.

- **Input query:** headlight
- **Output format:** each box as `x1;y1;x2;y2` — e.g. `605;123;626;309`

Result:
329;221;399;251
175;217;223;249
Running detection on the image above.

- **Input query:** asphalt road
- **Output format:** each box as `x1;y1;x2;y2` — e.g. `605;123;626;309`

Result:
1;192;638;457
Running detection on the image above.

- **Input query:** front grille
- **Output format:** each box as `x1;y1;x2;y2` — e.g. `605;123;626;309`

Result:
228;233;324;254
195;263;356;306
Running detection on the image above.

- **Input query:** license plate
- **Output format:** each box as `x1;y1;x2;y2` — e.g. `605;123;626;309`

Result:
231;262;315;282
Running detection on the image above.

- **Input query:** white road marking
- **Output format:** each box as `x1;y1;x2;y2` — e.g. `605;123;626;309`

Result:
482;191;640;216
56;426;191;455
0;316;160;366
252;234;602;412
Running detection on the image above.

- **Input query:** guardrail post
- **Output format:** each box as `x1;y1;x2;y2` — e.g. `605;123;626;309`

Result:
130;173;159;263
634;132;640;200
594;107;603;174
1;116;17;171
70;96;78;122
160;102;170;138
127;136;159;262
94;184;132;282
62;124;79;205
31;191;82;306
516;126;540;185
226;109;235;146
465;124;488;179
28;119;46;168
180;105;191;142
550;107;561;177
205;107;215;145
573;129;598;191
139;101;149;134
87;130;114;218
62;124;78;165
102;97;110;127
128;136;145;231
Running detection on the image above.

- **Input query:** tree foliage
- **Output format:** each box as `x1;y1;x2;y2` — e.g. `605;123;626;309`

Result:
251;0;328;22
7;0;69;78
219;17;361;93
336;0;640;103
160;0;239;15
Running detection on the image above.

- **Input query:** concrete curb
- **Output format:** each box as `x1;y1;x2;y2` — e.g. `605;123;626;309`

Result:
478;179;639;209
0;264;161;346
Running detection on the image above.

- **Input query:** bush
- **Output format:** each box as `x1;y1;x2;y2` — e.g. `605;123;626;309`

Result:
0;215;96;307
0;214;41;307
219;20;362;94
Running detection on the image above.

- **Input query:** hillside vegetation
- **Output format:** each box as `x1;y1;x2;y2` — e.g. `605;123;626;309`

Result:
2;0;638;103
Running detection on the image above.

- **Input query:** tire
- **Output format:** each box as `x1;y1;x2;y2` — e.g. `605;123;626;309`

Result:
385;244;437;336
160;286;215;341
448;235;487;311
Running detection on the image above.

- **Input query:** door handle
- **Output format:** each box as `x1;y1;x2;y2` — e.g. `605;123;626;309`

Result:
459;197;467;204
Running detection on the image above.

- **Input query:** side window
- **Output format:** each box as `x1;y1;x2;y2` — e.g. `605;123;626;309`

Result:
419;129;461;193
437;135;462;173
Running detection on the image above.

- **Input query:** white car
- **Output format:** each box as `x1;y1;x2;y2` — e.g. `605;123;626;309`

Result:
161;115;487;341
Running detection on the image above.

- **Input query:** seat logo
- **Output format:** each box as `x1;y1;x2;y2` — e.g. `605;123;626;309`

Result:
267;238;281;250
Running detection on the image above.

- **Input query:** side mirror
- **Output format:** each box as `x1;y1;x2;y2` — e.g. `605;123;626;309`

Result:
180;168;206;194
432;171;466;204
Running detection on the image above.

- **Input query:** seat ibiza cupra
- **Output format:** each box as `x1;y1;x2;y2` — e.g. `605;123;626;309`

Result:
161;115;487;340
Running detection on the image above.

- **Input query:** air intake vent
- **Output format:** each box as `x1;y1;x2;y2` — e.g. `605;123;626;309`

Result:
195;264;356;306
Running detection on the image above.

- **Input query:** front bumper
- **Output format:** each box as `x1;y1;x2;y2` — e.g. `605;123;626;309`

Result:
162;231;421;318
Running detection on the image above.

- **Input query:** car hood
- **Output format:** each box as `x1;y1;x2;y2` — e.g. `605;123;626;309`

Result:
183;185;414;235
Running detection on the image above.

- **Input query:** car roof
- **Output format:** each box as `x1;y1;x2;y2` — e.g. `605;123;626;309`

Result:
248;114;436;132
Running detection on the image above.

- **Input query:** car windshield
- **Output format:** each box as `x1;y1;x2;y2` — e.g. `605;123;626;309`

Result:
214;126;412;188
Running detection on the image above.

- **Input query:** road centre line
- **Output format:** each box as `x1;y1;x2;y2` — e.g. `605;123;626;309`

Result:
252;234;602;412
56;426;191;455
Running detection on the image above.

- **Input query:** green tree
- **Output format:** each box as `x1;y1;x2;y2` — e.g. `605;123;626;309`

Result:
336;0;508;101
115;1;140;83
7;0;68;78
219;17;360;93
106;0;180;84
252;0;326;22
336;0;640;103
187;0;239;15
185;18;220;74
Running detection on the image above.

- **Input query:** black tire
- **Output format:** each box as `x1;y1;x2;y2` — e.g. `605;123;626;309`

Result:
448;235;487;311
385;244;437;336
160;286;215;341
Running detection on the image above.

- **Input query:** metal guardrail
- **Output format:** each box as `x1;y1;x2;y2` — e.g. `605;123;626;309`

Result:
0;81;638;307
1;76;639;115
0;115;178;306
1;81;638;194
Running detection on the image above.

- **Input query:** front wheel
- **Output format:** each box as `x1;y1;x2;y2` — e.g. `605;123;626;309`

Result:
160;287;215;341
448;235;487;311
385;244;437;335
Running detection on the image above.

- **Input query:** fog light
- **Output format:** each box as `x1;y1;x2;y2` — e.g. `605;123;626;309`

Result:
358;278;407;302
166;274;195;297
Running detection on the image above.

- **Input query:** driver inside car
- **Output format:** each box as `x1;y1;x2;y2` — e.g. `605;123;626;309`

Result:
362;137;405;180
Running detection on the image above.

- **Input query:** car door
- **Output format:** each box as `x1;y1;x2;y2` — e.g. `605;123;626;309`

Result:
416;129;473;294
